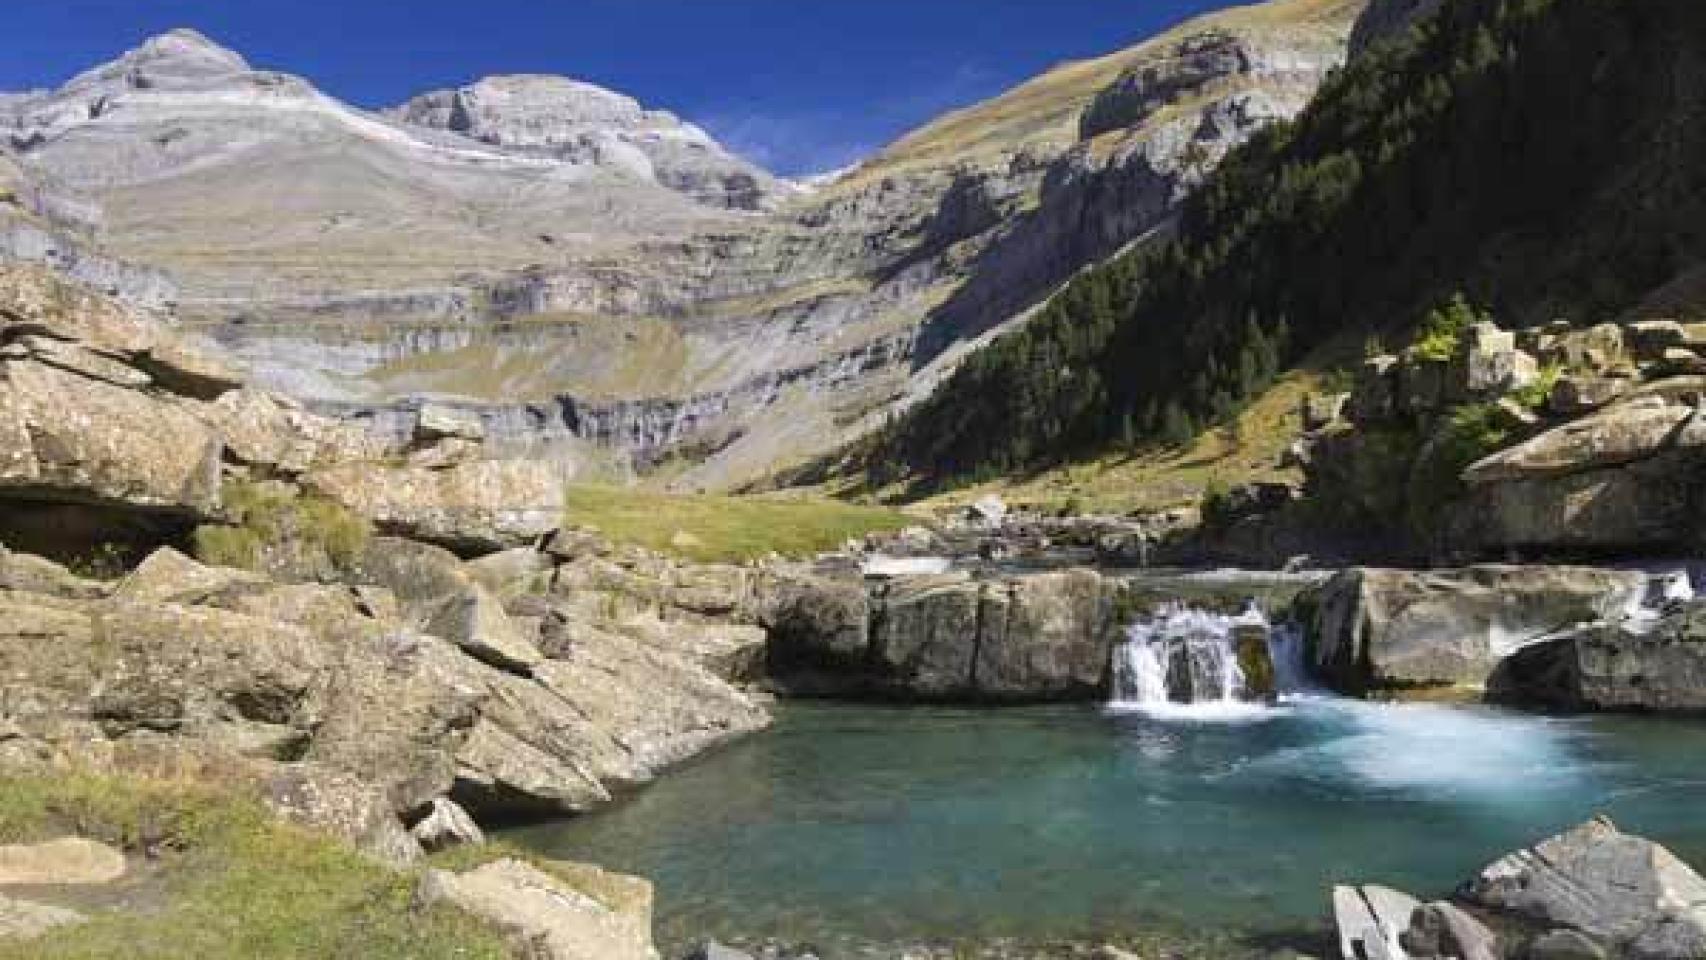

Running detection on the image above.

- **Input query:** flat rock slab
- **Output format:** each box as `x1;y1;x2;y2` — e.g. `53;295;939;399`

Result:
417;857;657;960
0;893;85;940
0;838;125;886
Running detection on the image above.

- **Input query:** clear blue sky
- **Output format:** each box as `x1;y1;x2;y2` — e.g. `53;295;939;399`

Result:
4;0;1233;177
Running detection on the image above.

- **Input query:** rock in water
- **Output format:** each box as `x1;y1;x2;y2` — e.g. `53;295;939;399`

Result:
1463;817;1706;959
1489;602;1706;713
1300;566;1647;694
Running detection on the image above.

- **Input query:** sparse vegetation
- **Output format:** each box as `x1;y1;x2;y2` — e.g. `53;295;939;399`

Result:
0;772;509;960
192;480;370;575
1511;361;1564;412
565;485;912;563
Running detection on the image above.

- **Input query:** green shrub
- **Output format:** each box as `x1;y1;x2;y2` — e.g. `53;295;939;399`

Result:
1412;293;1490;362
1510;361;1563;411
1405;403;1512;534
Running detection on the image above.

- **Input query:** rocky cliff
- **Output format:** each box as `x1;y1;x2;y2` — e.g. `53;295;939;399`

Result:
0;4;1362;491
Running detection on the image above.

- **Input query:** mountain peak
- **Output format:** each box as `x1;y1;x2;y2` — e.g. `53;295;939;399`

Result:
64;27;250;92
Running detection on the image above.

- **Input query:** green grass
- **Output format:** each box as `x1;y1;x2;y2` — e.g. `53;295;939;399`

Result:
193;480;371;574
564;485;913;563
0;772;509;960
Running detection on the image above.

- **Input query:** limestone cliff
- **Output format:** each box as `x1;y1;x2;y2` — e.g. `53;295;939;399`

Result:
0;4;1364;490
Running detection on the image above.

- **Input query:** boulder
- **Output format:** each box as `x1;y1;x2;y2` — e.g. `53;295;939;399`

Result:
1489;602;1706;713
0;546;108;599
415;858;658;960
111;546;267;606
1300;566;1647;693
305;458;562;554
965;494;1008;528
408;797;485;853
1400;901;1500;960
426;585;545;674
203;388;384;476
0;837;126;885
416;403;485;444
1454;322;1538;399
1458;390;1706;554
0;357;223;514
349;536;474;622
1462;817;1706;959
464;547;555;597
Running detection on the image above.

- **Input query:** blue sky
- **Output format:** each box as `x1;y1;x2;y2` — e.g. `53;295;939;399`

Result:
4;0;1234;177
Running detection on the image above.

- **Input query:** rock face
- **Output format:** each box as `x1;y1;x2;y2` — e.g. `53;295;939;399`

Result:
761;566;1123;701
1300;566;1648;693
416;858;659;960
0;6;1357;491
1490;602;1706;713
1350;0;1447;56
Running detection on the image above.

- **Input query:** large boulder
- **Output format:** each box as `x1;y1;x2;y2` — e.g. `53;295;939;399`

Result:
201;388;385;476
1459;389;1706;555
1489;602;1706;713
1300;566;1647;693
1463;817;1706;959
0;356;223;514
756;566;871;672
305;458;564;553
415;858;658;960
973;569;1119;699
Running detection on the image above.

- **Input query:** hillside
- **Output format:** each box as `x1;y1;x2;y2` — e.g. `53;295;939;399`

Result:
868;0;1706;493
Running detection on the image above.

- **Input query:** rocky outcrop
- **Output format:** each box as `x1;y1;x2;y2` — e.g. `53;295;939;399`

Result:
416;858;659;960
759;566;1123;701
0;540;770;852
1490;601;1706;713
1457;387;1706;556
305;458;564;554
1350;0;1448;56
1336;819;1706;960
1299;566;1648;694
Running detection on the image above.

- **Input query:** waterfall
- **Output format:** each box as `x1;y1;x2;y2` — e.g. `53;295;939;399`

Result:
1110;602;1304;716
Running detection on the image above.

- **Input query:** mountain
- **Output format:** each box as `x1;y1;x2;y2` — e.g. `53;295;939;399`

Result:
868;0;1706;491
0;4;1362;491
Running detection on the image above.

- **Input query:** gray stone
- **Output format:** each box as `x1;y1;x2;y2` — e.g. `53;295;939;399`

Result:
416;403;486;443
1301;565;1647;693
1529;929;1607;960
409;797;485;853
1489;602;1706;713
1401;901;1500;960
426;585;545;674
1463;817;1706;958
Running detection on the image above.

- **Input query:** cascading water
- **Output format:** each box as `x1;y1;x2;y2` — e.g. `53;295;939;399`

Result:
1109;601;1307;716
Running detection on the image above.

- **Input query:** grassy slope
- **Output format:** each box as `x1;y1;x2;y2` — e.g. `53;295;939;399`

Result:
0;774;508;960
565;486;914;562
